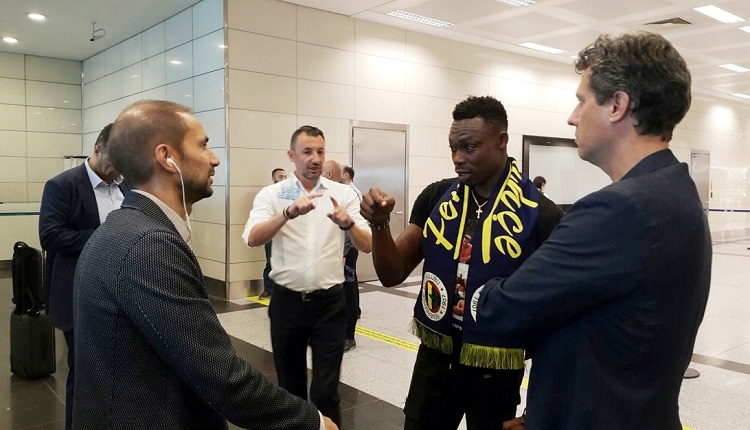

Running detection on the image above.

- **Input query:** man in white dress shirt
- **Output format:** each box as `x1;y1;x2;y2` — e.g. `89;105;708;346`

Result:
242;125;372;427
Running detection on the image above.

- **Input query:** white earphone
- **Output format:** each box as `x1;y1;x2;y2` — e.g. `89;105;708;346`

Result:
167;157;179;171
167;156;192;245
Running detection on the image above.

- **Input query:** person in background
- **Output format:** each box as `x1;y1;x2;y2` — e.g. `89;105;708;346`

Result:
322;161;361;352
475;32;711;429
260;167;288;299
243;126;372;426
360;95;563;429
74;100;337;430
532;176;547;197
341;164;363;337
39;123;129;430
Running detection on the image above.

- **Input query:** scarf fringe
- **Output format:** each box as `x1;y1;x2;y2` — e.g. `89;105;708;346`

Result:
460;343;525;370
409;318;452;355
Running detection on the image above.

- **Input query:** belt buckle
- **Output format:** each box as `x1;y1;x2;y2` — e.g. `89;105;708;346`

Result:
300;291;312;302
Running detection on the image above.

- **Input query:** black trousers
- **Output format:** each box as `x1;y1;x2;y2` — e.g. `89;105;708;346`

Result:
262;241;273;294
403;345;523;430
269;283;346;426
343;247;359;340
63;329;75;430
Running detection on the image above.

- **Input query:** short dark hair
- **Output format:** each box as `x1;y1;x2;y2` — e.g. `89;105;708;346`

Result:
290;125;324;149
574;32;691;141
533;176;546;188
343;165;355;180
452;96;508;132
95;123;113;151
108;100;192;187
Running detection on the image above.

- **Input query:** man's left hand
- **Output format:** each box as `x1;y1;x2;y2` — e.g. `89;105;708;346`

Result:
327;197;354;229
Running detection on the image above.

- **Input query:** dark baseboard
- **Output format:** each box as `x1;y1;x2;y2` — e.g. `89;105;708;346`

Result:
204;276;226;300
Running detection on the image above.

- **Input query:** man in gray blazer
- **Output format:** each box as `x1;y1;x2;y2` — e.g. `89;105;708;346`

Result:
73;100;337;430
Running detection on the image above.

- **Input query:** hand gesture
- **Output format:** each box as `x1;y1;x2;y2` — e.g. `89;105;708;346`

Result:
327;197;354;229
360;188;395;225
286;192;323;218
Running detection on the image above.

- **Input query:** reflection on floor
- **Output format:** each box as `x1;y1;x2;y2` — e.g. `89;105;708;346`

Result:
3;240;750;429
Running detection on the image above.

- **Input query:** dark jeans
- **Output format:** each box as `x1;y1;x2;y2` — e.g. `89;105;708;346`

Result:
262;241;273;294
269;283;346;426
403;345;523;430
63;329;75;430
344;247;359;340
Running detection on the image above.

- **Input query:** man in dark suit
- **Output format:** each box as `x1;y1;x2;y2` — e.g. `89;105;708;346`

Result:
73;100;337;430
39;123;126;430
476;33;711;429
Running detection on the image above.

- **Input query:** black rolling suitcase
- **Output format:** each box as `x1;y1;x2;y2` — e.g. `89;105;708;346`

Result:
10;241;56;379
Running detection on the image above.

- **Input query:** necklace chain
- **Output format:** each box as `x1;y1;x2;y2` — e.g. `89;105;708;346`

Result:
470;189;487;218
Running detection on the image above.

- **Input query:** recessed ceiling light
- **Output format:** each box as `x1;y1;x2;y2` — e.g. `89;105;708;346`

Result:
496;0;535;6
740;25;750;33
27;13;46;21
693;5;745;24
518;42;566;54
386;10;453;28
170;60;182;65
719;63;750;73
3;37;18;44
731;93;750;99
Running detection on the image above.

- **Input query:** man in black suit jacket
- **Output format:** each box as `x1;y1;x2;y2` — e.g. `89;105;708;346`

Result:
39;123;127;430
73;100;337;429
476;33;711;429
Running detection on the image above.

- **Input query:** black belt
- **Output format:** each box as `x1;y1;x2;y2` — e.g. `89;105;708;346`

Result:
276;283;343;302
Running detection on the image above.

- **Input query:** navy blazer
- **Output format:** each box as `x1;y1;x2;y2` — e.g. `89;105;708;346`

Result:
477;149;712;429
39;163;130;331
73;192;321;429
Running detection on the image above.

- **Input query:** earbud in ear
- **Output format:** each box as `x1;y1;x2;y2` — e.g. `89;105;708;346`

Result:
167;157;180;172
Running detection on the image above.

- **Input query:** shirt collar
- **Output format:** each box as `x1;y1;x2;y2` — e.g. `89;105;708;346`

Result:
85;157;123;189
132;190;191;243
289;172;331;193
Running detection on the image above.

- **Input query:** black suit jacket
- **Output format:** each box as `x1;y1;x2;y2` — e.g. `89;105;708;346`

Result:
73;192;321;429
39;163;129;331
477;150;712;429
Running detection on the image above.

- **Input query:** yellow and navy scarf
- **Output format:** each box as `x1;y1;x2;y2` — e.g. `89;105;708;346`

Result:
412;159;541;370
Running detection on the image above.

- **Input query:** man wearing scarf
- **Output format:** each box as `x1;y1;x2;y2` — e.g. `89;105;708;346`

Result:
360;96;564;429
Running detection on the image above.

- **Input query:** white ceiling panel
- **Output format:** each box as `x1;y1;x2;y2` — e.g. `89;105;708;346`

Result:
2;0;750;104
562;0;674;22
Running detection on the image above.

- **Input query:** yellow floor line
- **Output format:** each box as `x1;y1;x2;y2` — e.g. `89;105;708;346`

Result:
245;295;697;429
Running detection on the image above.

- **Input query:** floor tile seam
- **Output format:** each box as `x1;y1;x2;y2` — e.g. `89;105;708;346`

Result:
691;353;750;375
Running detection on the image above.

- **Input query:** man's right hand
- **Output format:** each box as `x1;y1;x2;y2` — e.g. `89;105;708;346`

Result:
323;416;338;430
360;188;395;225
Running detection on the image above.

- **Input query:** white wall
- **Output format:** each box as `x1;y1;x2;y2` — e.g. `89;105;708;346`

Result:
81;0;226;279
0;53;81;259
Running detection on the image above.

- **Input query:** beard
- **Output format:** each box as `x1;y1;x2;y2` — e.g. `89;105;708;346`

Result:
182;173;214;204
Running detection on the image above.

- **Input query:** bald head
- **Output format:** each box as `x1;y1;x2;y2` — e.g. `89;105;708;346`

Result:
323;160;342;182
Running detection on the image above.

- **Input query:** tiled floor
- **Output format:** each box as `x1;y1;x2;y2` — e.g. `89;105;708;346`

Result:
2;240;750;429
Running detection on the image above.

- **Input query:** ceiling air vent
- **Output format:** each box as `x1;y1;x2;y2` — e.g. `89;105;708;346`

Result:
645;17;692;26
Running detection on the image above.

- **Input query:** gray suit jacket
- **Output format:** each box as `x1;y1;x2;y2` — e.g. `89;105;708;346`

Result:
73;192;320;429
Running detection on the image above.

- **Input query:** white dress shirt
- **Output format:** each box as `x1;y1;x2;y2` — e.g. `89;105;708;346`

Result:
242;174;370;292
85;157;125;224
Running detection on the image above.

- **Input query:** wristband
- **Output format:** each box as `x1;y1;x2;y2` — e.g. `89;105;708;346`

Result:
282;206;296;220
368;216;390;231
339;222;354;231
